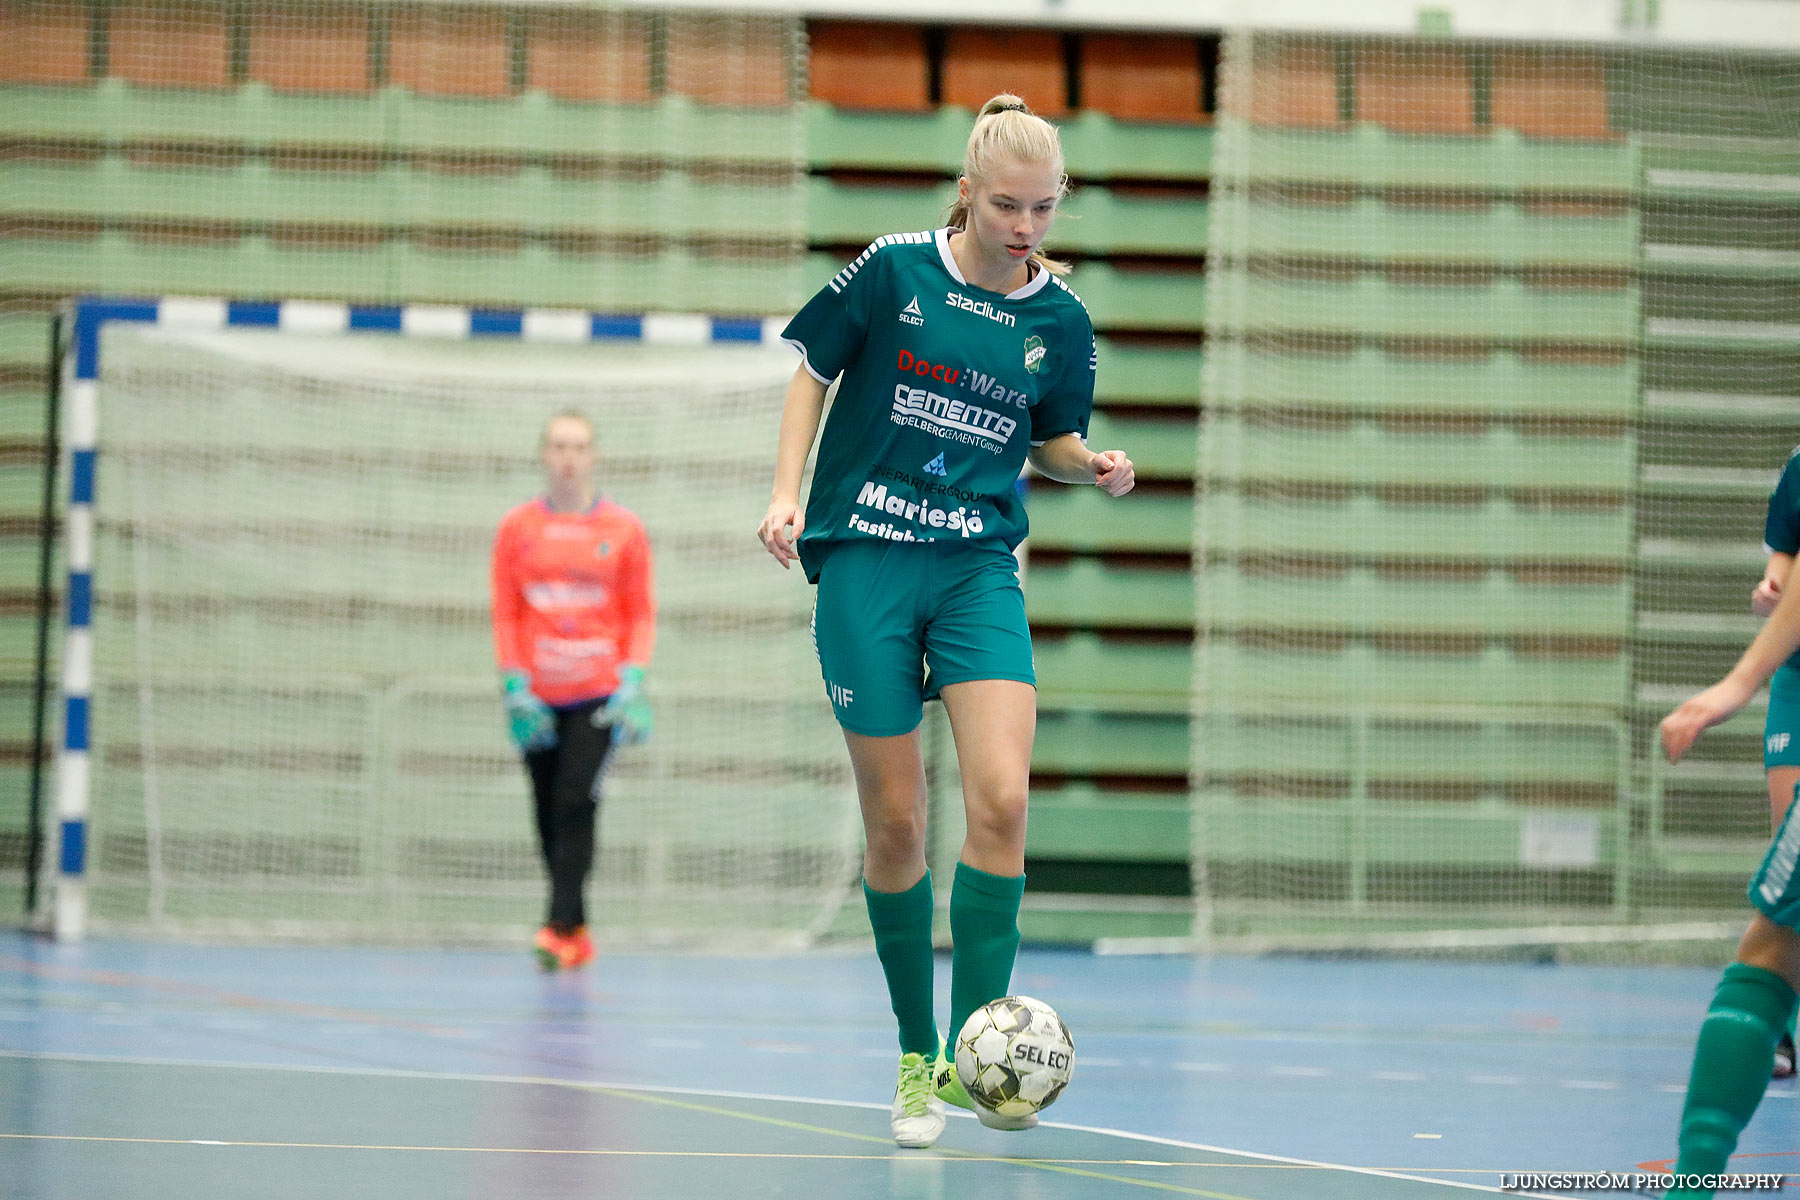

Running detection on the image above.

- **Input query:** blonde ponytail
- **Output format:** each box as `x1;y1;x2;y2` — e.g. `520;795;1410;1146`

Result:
944;93;1073;278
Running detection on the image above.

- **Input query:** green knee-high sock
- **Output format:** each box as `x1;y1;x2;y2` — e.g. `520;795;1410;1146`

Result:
1669;963;1798;1194
864;873;939;1058
948;862;1026;1047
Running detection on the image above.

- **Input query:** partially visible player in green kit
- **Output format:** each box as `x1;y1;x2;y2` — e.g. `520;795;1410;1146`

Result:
756;94;1134;1149
1660;540;1800;1196
1753;445;1800;1076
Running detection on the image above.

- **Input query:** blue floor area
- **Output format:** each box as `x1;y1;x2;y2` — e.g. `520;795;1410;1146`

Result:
1;930;1794;1197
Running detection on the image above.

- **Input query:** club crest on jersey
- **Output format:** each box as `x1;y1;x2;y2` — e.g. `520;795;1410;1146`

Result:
922;452;948;477
899;296;925;327
1023;335;1046;374
595;541;612;557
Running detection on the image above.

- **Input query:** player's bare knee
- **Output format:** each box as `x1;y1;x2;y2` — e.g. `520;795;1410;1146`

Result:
964;788;1028;854
863;805;927;865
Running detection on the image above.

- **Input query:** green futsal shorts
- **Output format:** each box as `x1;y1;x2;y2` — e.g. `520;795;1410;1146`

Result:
810;539;1035;738
1750;779;1800;930
1765;664;1800;769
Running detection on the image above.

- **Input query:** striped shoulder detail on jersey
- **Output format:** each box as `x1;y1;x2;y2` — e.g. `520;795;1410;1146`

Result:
1049;274;1088;309
828;230;935;294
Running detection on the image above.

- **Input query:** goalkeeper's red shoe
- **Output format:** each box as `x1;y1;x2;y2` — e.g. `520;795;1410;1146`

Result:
534;925;595;971
561;926;594;970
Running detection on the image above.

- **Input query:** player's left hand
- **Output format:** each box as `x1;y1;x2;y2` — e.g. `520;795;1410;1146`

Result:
597;666;651;745
1660;675;1757;763
1091;449;1134;497
1754;577;1782;618
615;696;653;745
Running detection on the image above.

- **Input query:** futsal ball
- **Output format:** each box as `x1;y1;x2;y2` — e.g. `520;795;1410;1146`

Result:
953;995;1075;1117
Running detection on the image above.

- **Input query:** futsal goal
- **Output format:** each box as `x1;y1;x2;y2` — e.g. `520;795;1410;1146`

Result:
45;297;861;948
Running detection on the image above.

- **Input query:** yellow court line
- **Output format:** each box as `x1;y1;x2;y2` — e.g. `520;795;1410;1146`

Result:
0;1054;1503;1195
0;1137;1518;1176
1;1121;1256;1200
576;1086;1258;1199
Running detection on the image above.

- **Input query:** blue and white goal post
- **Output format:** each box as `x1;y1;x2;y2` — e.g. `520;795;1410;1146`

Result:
49;295;809;945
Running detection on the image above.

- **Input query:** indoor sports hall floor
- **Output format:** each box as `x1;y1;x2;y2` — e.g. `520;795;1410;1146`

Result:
0;930;1793;1199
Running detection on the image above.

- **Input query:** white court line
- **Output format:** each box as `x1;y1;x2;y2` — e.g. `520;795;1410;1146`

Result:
0;1047;1564;1196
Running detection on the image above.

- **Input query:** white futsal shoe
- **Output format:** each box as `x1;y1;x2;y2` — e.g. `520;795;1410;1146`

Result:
891;1051;946;1148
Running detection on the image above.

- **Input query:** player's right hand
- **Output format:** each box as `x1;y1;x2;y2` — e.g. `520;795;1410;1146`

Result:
501;670;557;753
1754;577;1782;617
758;498;805;570
1660;675;1756;764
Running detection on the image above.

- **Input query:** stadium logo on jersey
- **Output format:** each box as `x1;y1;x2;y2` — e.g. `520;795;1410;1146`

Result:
945;290;1017;328
922;452;948;477
1023;335;1046;374
899;296;925;327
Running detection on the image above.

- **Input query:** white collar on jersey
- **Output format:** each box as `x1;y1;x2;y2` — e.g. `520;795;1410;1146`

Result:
934;227;1053;301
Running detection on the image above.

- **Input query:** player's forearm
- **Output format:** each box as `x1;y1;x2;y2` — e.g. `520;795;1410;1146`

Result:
770;369;829;503
1728;554;1800;688
1027;434;1097;484
1766;552;1794;588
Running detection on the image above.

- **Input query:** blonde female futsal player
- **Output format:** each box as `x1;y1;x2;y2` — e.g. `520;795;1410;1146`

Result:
757;95;1135;1149
492;411;656;971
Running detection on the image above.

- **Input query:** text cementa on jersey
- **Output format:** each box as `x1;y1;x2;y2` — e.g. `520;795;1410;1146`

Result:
890;347;1022;455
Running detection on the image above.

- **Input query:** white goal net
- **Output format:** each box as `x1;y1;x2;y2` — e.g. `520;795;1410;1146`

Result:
80;321;859;946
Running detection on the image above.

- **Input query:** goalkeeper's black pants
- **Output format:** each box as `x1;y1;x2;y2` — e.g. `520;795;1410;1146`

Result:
522;697;616;932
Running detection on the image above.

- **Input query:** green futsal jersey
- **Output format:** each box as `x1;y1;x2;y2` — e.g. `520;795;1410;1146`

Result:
781;228;1096;582
1767;446;1800;671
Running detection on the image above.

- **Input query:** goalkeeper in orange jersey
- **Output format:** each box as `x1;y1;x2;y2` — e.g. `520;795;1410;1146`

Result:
491;410;656;971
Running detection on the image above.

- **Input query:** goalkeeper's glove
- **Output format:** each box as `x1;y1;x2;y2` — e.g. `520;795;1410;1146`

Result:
501;670;557;752
596;666;652;746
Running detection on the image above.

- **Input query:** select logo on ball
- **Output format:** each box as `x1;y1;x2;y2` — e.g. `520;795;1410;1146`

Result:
953;994;1075;1118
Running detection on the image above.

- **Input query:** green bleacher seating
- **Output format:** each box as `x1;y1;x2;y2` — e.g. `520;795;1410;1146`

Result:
9;158;805;241
1202;415;1634;491
1027;785;1190;861
1211;191;1636;268
12;231;805;311
1209;267;1637;341
804;103;968;174
1;80;807;166
1204;641;1628;709
1080;412;1195;479
1092;340;1202;407
1216;118;1638;193
1198;492;1631;562
1208;343;1636;417
804;177;955;246
1195;798;1627;873
1032;708;1189;774
806;102;1213;182
803;179;1210;258
1032;632;1191;711
0;312;52;367
1202;565;1630;636
1025;557;1192;628
1026;487;1191;553
1063;262;1206;332
1057;110;1213;182
1052;188;1209;257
